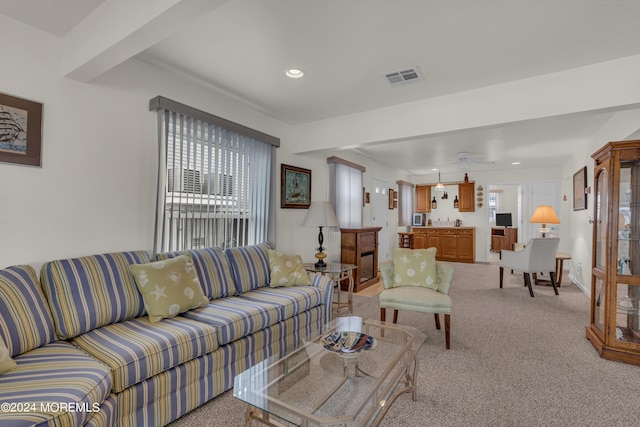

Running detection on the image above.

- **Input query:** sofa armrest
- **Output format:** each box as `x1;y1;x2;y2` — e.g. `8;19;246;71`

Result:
379;259;394;290
309;272;334;323
436;262;454;295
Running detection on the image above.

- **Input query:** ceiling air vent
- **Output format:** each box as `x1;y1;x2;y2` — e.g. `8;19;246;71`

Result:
384;67;423;86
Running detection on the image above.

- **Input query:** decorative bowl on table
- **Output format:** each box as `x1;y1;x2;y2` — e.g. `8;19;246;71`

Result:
319;331;377;357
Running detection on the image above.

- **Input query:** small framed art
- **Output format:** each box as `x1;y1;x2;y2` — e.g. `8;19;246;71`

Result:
281;164;311;208
0;92;43;167
573;166;587;211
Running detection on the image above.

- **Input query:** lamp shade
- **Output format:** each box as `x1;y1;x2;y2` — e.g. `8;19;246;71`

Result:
303;201;340;227
529;205;560;224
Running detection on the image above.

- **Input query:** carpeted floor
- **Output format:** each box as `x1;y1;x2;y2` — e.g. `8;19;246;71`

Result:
169;261;640;426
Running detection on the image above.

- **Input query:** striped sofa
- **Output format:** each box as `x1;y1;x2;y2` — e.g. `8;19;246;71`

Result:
0;243;333;427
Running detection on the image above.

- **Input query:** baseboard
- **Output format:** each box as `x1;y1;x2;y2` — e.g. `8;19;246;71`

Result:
569;273;590;298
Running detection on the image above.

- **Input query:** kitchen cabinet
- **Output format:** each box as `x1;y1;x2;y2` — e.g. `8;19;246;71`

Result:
412;227;475;263
458;182;475;212
415;185;431;213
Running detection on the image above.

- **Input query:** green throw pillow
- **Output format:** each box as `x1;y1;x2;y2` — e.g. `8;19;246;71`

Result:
129;254;209;322
0;336;17;375
268;250;311;287
392;247;438;290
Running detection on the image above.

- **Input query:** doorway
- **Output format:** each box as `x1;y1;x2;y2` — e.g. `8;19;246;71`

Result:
488;183;523;260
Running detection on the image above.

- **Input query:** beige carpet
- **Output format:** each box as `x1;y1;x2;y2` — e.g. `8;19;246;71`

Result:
169;261;640;427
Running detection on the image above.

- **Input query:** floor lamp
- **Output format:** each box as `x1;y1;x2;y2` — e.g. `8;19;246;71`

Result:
302;201;340;268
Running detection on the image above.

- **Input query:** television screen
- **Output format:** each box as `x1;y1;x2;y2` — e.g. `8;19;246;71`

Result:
496;213;512;227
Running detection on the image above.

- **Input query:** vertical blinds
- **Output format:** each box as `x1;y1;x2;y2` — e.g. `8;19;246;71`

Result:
328;157;364;228
397;180;414;226
150;96;277;253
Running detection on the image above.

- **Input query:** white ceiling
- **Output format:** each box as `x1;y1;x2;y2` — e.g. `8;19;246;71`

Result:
3;0;640;175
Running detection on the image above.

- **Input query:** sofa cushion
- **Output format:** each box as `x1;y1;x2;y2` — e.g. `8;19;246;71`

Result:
0;265;56;357
267;250;311;287
129;254;209;322
0;341;111;427
241;284;323;320
392;247;438;290
0;337;16;374
225;242;272;294
180;296;283;346
72;316;218;393
154;246;235;299
40;251;150;339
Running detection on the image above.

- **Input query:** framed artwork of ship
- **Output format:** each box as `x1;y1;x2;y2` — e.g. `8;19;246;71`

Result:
0;92;43;167
281;164;311;209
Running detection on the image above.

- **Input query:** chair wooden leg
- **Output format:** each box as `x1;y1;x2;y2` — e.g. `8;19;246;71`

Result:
525;273;535;297
380;307;386;322
434;313;441;330
392;309;399;324
549;271;559;295
444;314;451;349
499;267;504;288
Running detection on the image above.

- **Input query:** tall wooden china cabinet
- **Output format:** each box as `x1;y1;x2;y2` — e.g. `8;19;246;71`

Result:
587;140;640;365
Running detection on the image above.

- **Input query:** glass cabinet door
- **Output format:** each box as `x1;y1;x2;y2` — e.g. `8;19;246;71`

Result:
592;167;608;334
615;161;640;344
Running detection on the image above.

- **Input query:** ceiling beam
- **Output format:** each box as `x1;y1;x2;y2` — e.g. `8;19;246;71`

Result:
62;0;229;82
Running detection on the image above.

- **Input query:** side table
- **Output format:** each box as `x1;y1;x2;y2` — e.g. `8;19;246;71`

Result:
533;253;572;286
304;263;357;316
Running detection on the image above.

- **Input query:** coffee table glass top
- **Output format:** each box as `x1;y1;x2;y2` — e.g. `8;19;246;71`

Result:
233;317;426;427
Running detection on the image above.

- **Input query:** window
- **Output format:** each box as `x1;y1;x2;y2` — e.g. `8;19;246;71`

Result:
150;96;278;253
327;157;364;227
396;180;414;226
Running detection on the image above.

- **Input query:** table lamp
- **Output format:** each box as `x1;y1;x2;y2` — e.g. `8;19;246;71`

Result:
529;205;560;237
302;201;340;267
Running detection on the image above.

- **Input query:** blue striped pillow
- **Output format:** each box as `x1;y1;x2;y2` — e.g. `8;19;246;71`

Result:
40;251;150;339
0;265;56;357
155;247;235;299
225;242;272;294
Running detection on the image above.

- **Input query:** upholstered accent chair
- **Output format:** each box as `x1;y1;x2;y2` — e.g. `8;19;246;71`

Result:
378;248;455;349
499;238;560;297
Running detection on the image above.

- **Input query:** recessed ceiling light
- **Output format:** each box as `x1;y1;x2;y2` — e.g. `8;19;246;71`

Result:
512;162;521;165
432;168;439;171
286;68;304;78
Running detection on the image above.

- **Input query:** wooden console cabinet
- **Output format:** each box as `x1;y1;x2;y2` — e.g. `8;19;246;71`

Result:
340;227;382;292
491;227;518;252
412;227;475;263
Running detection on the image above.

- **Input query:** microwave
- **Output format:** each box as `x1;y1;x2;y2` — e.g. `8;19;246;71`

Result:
413;213;425;226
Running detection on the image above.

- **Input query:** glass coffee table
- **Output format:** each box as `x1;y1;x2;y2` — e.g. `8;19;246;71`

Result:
233;316;426;427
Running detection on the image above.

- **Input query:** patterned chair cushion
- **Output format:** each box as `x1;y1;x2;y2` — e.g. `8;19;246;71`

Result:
72;316;218;393
40;251;151;339
129;254;209;322
155;246;235;299
0;341;112;427
392;247;438;290
180;296;283;346
225;242;272;294
0;265;56;357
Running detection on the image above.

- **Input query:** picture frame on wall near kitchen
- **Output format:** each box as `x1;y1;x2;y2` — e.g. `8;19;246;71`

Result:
0;92;43;167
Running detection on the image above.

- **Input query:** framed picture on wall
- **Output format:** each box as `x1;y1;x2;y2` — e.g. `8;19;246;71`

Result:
281;164;311;208
0;92;43;167
573;166;587;211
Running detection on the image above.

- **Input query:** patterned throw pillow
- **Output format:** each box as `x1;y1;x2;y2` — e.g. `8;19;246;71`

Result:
267;250;311;287
392;247;438;290
0;336;17;375
129;254;209;322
